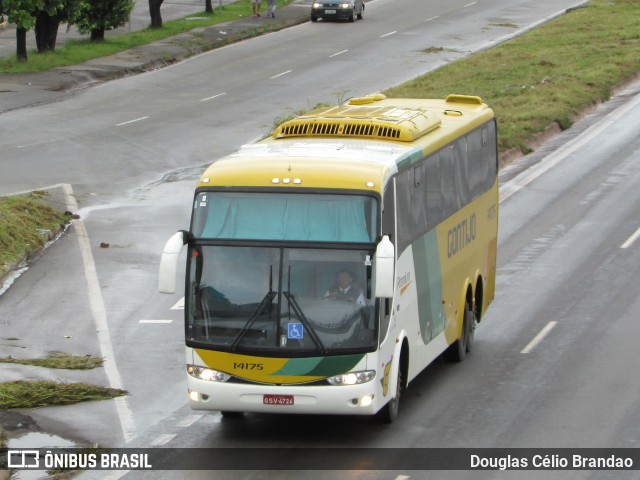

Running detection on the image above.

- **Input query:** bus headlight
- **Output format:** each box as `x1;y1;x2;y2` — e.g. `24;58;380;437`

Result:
187;364;231;382
327;370;375;385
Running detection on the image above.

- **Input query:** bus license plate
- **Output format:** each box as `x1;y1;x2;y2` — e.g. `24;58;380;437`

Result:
263;394;294;406
325;9;336;14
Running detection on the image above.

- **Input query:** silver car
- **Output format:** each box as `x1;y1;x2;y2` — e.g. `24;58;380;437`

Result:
311;0;365;22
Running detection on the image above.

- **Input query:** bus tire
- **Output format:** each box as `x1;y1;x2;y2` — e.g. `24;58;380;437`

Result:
444;302;474;362
376;364;402;423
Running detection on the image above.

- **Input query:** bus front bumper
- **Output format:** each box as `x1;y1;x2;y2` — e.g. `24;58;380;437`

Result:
187;376;381;415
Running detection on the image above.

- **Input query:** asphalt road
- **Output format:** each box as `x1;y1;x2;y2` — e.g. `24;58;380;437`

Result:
3;0;639;478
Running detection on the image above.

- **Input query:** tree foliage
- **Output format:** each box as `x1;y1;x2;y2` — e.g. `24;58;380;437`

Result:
1;0;81;58
72;0;133;41
34;0;80;52
0;0;43;59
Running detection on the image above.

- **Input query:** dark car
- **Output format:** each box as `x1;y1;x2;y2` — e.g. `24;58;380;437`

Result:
311;0;365;22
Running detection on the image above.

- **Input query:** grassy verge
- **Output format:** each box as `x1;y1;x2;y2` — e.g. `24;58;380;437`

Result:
0;354;118;445
384;0;640;155
0;0;295;73
0;192;72;273
0;353;120;410
0;352;104;369
0;380;127;409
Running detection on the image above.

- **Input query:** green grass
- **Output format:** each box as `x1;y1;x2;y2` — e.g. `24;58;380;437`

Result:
384;0;640;154
0;0;295;72
0;380;127;409
0;192;71;270
0;352;104;369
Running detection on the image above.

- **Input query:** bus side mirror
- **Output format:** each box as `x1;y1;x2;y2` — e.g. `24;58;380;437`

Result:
159;231;187;294
374;235;395;298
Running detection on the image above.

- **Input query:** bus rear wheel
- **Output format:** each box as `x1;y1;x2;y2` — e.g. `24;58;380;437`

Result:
444;302;474;362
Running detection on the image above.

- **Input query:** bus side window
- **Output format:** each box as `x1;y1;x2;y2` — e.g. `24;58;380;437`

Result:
379;298;392;345
453;137;470;207
425;153;441;230
467;128;484;199
382;183;395;242
440;146;459;219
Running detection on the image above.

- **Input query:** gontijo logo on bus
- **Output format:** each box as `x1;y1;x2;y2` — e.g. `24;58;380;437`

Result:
447;213;476;258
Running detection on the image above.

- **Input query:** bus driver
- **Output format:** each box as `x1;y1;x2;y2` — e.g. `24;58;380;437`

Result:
324;270;366;305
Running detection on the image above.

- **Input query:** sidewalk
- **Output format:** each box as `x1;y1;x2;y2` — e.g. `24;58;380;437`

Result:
0;0;311;114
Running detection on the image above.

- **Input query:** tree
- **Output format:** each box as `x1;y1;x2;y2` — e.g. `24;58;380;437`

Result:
73;0;133;41
0;0;43;60
34;0;79;52
148;0;163;28
205;0;212;14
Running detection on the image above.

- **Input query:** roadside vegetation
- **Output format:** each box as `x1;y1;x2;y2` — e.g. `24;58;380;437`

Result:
0;0;295;71
0;353;119;411
0;192;72;274
384;0;640;155
0;352;104;369
0;380;126;409
0;353;117;446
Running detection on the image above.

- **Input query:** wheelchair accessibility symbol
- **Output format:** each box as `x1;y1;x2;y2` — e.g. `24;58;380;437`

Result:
287;323;304;339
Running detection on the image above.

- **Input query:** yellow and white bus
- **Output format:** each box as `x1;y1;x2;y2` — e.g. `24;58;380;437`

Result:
159;94;498;421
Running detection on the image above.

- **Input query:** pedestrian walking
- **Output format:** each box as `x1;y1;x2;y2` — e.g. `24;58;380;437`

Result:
251;0;262;17
267;0;276;18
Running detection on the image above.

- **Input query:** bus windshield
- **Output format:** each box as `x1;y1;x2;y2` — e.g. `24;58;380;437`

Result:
191;192;377;243
186;246;378;354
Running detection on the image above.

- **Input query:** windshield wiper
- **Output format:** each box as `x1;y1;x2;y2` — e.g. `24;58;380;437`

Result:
283;292;326;355
231;290;277;351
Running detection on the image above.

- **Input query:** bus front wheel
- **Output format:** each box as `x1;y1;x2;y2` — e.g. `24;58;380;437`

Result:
376;366;402;423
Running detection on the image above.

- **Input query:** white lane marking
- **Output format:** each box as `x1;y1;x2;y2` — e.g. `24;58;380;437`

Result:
176;414;204;428
380;31;397;38
521;321;558;354
172;297;185;310
115;116;149;127
425;16;439;22
200;92;226;102
151;433;176;446
139;319;173;324
62;183;136;442
621;226;640;249
395;476;411;480
271;70;292;79
464;2;477;7
500;91;640;203
330;49;349;58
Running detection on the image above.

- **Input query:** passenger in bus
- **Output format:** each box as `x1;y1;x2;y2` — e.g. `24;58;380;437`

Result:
324;270;365;305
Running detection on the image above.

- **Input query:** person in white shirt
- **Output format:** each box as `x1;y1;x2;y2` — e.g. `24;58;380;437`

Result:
324;269;365;305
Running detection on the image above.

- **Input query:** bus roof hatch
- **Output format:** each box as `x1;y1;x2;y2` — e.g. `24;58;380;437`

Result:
273;104;441;142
